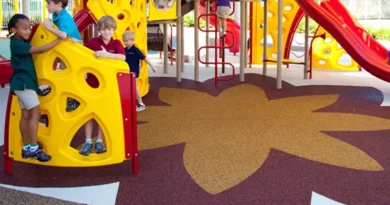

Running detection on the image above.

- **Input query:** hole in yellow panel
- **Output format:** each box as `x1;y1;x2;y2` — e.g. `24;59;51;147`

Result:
338;54;354;67
86;73;100;89
59;93;86;118
260;34;274;48
318;60;327;65
38;84;52;97
39;114;49;127
284;5;292;11
69;117;110;158
324;37;333;43
38;110;52;136
78;68;105;96
117;13;125;20
36;79;56;105
53;57;67;71
66;97;81;112
153;0;175;11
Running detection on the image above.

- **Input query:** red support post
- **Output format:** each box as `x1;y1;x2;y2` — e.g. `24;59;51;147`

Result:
308;33;326;79
117;72;139;174
4;94;13;174
284;8;305;69
130;73;139;174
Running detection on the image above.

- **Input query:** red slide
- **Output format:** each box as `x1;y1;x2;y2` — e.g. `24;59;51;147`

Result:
199;1;240;53
320;0;388;59
295;0;390;82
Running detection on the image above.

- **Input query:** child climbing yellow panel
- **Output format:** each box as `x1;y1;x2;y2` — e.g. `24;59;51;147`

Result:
87;0;149;96
7;25;131;167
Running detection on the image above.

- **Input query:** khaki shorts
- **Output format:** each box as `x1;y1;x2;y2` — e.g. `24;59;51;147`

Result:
216;6;230;19
14;89;40;110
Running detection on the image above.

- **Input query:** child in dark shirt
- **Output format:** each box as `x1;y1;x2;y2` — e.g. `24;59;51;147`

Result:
122;30;156;112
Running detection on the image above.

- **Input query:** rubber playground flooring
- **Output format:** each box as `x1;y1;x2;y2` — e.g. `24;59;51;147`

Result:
1;73;390;204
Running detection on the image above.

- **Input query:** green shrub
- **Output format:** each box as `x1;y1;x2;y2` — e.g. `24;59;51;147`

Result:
174;11;208;28
367;27;390;41
183;11;195;27
296;19;319;34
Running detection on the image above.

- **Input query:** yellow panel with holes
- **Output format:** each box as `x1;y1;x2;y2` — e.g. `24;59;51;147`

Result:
251;0;301;65
312;26;360;71
87;0;149;96
8;24;130;167
148;0;177;21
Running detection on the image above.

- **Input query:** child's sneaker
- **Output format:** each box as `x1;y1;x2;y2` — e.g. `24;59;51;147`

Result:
136;104;146;112
30;149;51;162
79;143;93;156
220;31;226;38
37;85;51;96
22;149;31;159
94;142;106;154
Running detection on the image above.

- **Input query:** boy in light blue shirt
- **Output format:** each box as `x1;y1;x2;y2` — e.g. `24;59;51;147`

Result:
43;0;82;42
42;0;82;107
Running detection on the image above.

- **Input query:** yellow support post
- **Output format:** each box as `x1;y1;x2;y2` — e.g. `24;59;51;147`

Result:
42;0;48;19
13;0;18;13
0;1;3;29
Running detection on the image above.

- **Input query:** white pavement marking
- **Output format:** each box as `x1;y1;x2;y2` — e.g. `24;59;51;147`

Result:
0;182;120;205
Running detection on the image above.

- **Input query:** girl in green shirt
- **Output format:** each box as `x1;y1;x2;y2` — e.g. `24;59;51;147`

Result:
8;14;62;162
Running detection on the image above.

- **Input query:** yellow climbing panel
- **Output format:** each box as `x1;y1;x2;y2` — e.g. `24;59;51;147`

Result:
77;0;149;96
7;25;131;167
312;26;360;71
251;0;301;64
251;0;360;71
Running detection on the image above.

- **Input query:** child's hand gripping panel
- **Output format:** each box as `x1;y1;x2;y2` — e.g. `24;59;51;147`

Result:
8;24;131;167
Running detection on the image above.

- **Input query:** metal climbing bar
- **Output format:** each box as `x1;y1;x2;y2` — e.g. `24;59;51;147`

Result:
197;0;236;86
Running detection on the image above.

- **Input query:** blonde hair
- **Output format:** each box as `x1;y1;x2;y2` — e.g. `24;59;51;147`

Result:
97;15;116;30
123;30;135;40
